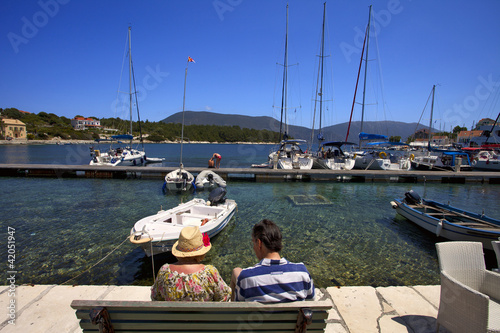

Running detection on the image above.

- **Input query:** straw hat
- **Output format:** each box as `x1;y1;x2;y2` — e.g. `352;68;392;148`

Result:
171;226;211;257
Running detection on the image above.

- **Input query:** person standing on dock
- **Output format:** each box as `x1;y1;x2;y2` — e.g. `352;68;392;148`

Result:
230;219;315;302
212;153;221;168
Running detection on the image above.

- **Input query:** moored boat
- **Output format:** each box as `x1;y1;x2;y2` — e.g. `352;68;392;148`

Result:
195;169;226;190
130;187;237;256
390;190;500;250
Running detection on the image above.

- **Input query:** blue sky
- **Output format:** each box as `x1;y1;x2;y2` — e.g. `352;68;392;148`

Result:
1;0;499;131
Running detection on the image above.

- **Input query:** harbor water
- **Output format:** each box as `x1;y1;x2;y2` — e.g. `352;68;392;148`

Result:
1;143;499;289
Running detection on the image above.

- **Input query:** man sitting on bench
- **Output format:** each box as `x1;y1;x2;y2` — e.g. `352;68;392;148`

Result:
231;219;315;302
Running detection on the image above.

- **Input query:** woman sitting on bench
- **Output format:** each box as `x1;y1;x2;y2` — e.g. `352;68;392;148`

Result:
151;226;231;301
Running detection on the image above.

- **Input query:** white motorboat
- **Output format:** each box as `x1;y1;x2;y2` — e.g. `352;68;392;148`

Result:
268;139;313;170
411;151;472;171
195;170;226;190
390;190;500;250
130;188;237;256
164;168;195;192
90;136;146;167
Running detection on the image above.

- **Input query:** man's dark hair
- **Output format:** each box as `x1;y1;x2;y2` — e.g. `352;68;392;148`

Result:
252;219;282;252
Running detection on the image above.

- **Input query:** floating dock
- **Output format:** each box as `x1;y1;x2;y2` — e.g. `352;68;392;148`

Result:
0;163;499;184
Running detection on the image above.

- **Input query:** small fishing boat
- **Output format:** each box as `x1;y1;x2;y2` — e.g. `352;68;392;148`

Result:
195;170;226;190
130;188;237;256
164;168;195;192
390;190;500;250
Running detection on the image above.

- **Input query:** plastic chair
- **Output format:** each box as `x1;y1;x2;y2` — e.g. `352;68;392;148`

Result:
435;241;500;333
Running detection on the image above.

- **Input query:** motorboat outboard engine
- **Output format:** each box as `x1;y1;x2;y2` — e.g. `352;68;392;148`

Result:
208;187;226;206
404;190;422;205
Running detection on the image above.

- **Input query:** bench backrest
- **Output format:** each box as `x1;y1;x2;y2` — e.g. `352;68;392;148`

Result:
71;298;332;333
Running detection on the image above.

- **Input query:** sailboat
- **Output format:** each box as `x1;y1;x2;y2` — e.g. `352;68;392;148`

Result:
164;57;195;192
344;6;410;171
411;85;472;171
268;4;313;170
310;3;355;170
90;27;163;167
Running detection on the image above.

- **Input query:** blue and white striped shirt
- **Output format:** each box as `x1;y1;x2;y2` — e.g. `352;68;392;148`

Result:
235;258;315;303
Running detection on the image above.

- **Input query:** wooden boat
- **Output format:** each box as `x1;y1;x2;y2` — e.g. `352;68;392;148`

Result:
130;188;237;256
390;190;500;250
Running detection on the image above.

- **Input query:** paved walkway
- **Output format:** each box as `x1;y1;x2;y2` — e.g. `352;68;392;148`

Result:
0;284;445;332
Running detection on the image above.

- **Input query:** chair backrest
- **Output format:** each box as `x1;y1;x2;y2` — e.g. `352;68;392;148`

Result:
435;241;486;290
492;240;500;270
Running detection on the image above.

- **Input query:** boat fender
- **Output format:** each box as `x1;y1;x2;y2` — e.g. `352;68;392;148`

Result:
390;201;398;209
436;219;444;237
410;154;415;161
379;151;387;159
486;159;490;164
111;158;116;164
353;154;357;159
133;159;137;166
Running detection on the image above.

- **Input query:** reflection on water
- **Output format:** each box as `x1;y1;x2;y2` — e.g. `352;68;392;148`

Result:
1;177;499;288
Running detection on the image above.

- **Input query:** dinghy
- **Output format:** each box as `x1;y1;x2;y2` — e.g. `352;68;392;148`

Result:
130;188;237;256
390;190;500;250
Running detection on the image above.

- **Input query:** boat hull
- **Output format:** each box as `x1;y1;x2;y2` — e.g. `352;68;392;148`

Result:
392;198;500;250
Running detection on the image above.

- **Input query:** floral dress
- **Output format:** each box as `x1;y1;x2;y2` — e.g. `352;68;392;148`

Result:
151;264;231;302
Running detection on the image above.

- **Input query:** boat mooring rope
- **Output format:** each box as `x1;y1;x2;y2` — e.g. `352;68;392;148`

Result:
60;235;130;285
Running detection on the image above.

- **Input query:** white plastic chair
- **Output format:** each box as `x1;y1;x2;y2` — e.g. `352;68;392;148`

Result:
435;241;500;333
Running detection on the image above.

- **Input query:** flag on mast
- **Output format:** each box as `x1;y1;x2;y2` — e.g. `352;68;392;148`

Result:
188;56;195;63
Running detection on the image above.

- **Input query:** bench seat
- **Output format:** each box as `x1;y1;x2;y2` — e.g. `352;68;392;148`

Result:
71;296;333;333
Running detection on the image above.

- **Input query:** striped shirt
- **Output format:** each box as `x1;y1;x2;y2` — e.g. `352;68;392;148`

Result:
235;258;315;303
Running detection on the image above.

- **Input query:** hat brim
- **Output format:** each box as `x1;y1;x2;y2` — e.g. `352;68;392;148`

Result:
171;241;211;257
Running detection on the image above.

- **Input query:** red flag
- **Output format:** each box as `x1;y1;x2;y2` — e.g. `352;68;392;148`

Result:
188;56;195;63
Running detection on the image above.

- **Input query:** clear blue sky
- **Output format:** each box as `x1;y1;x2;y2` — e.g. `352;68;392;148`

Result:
1;0;499;131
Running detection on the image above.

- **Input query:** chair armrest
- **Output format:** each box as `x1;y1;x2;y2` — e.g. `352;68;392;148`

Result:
438;271;489;333
481;270;500;301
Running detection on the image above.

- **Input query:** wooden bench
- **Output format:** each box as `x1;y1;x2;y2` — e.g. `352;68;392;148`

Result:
71;295;333;333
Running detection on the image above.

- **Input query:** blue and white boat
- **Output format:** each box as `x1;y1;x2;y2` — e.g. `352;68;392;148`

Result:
391;190;500;250
130;188;237;256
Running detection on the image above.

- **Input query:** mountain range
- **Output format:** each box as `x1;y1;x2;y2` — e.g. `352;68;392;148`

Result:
161;111;433;143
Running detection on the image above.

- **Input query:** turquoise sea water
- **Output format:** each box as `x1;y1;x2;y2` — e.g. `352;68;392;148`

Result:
1;143;499;288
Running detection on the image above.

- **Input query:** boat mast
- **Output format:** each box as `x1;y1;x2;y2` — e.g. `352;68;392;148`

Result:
128;27;133;138
317;2;326;149
279;4;289;142
484;112;500;145
428;85;435;151
359;5;372;148
180;58;192;168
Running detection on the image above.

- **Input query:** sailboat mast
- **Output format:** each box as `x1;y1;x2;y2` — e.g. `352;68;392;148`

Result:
180;63;189;168
428;85;435;150
359;5;372;147
279;4;289;142
128;26;133;137
318;2;326;147
484;112;500;145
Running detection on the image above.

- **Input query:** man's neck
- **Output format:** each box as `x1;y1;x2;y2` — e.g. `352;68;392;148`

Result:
263;252;281;260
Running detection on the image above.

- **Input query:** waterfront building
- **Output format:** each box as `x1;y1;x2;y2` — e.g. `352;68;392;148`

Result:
71;117;101;130
0;117;26;139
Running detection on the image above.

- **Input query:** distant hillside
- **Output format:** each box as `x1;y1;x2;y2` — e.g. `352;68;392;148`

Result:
162;111;434;142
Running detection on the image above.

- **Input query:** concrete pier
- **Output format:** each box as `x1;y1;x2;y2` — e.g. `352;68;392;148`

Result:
0;284;444;332
0;163;499;184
